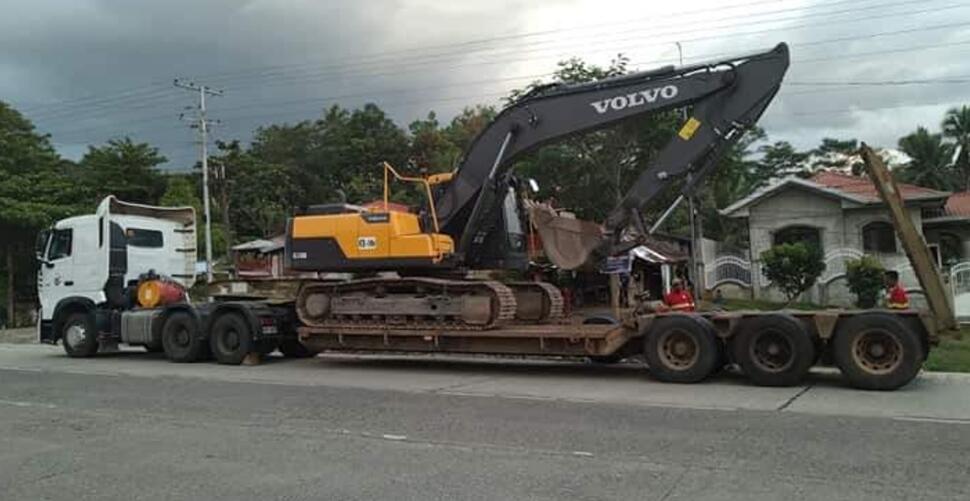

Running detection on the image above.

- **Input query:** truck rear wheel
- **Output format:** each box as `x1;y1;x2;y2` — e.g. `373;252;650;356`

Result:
833;313;922;391
61;312;99;358
210;313;253;365
161;311;206;363
644;315;719;383
733;314;815;387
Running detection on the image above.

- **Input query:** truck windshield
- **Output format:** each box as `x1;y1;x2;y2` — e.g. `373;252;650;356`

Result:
35;229;50;259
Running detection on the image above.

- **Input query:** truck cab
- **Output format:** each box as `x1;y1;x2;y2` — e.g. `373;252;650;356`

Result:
36;196;197;345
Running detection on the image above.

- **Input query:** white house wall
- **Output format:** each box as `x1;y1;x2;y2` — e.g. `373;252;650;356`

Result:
744;187;928;306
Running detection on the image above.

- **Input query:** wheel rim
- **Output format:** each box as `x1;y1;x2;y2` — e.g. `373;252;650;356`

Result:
851;329;903;375
65;323;86;348
222;329;240;351
749;330;794;372
658;329;699;370
173;328;191;348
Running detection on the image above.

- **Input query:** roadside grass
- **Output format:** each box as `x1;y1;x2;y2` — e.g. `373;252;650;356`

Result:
926;328;970;373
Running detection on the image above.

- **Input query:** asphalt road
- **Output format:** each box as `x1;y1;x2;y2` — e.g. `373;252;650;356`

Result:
1;344;969;500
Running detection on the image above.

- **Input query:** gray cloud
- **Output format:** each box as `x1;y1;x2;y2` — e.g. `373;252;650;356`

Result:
2;0;968;168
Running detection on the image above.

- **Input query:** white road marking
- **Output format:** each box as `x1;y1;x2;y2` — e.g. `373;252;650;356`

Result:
572;451;594;457
893;416;970;425
382;434;408;441
0;399;56;409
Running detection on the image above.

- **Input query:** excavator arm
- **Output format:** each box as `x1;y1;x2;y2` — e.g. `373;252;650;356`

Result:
437;43;790;268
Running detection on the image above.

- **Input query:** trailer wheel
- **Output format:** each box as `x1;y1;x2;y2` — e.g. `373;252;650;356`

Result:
210;313;253;365
278;338;319;358
733;315;815;387
61;312;99;358
833;313;922;391
644;315;719;383
161;311;205;363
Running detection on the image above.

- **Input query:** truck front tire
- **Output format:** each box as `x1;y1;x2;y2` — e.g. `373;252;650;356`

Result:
210;313;253;365
161;311;206;363
833;313;923;391
61;312;99;358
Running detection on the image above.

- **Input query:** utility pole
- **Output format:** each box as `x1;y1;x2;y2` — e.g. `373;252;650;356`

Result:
174;79;222;283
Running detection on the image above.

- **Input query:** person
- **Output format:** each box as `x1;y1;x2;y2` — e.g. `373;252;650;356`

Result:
664;277;696;312
884;270;910;309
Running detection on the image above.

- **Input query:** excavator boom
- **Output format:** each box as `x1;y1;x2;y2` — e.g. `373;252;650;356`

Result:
436;43;790;269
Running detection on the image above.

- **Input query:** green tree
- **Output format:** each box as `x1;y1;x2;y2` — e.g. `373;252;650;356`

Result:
896;126;955;190
753;141;810;185
0;102;84;325
845;256;885;308
80;137;167;204
811;137;863;175
760;242;825;304
942;105;970;190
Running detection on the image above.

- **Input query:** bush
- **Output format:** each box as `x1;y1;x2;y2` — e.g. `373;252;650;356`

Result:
845;256;885;308
761;243;826;304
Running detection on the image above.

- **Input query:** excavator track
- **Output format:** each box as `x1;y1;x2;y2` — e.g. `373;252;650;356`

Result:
507;281;565;323
297;277;517;331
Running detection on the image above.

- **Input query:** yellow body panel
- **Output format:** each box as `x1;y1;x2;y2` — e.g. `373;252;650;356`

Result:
291;210;453;261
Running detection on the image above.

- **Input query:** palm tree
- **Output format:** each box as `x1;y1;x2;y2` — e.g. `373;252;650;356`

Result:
943;105;970;190
897;127;955;190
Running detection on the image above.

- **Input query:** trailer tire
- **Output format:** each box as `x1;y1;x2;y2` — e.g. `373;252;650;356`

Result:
210;313;253;365
644;315;719;383
61;312;99;358
733;314;814;387
278;338;319;358
161;311;205;363
833;313;922;391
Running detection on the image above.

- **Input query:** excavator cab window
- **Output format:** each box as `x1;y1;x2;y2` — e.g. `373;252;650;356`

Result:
502;187;526;252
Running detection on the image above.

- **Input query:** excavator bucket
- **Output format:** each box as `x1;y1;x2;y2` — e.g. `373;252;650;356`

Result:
529;203;604;270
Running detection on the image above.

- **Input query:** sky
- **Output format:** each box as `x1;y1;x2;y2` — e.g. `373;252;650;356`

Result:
2;0;969;171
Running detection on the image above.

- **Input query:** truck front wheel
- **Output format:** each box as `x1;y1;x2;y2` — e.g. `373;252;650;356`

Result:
210;313;253;365
644;315;719;383
61;312;99;358
161;312;206;363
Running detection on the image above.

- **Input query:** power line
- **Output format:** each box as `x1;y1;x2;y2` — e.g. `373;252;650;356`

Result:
41;26;970;143
19;0;949;115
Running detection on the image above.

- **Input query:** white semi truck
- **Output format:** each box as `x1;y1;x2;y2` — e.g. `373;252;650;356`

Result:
35;196;305;364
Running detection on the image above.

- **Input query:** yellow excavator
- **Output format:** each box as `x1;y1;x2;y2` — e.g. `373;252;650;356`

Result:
286;43;790;331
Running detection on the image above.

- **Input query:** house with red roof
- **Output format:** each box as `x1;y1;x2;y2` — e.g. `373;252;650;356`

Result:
718;171;970;305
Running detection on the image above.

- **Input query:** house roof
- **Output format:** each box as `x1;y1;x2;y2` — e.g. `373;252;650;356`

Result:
809;171;947;203
232;235;285;253
945;191;970;217
721;171;949;217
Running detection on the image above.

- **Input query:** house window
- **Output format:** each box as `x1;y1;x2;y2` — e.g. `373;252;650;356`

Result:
939;232;962;266
773;226;821;249
862;222;896;253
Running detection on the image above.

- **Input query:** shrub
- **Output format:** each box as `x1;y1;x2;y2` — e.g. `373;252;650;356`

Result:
761;242;826;304
845;256;885;308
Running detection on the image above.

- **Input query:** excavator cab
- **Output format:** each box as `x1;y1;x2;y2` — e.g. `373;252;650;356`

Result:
286;162;455;272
